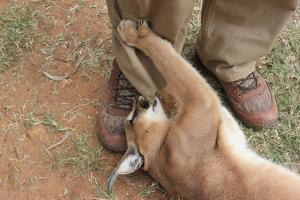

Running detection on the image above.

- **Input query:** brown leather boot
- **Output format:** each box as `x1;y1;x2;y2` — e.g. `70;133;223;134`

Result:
96;61;139;152
219;72;278;129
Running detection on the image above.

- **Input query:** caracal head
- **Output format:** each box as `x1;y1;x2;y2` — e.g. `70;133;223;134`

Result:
108;96;168;192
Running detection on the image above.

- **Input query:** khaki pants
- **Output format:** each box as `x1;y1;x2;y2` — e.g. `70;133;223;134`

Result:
106;0;298;101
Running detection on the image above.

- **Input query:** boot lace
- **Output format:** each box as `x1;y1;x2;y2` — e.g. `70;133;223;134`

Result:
114;72;139;110
232;72;258;93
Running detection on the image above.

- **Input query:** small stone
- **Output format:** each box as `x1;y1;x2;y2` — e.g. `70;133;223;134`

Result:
61;79;73;89
27;125;49;142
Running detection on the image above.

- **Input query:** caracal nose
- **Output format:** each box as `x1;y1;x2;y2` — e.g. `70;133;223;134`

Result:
138;96;150;109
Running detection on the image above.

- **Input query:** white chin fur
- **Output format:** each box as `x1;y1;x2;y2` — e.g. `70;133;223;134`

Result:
145;97;167;122
126;109;135;120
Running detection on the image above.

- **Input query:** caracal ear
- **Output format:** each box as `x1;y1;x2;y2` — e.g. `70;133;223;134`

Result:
107;147;144;192
108;107;144;192
117;148;144;174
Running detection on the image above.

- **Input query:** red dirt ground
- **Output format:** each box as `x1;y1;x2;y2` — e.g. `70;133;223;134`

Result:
0;0;167;199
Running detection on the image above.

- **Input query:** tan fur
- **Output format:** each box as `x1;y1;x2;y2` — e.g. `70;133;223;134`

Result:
117;20;300;200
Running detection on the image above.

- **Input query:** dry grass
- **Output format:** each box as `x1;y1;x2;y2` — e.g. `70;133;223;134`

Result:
24;112;71;132
0;0;113;77
90;175;117;200
0;5;35;72
139;182;159;197
40;32;113;78
57;133;103;174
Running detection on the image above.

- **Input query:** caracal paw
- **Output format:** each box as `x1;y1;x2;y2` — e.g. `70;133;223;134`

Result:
117;20;151;46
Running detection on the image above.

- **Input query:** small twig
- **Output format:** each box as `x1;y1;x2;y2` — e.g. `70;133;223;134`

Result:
63;102;92;116
43;50;87;81
5;106;19;124
1;123;17;133
44;131;71;153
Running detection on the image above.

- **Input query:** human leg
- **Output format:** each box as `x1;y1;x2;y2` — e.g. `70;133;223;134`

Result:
97;0;194;151
196;0;298;128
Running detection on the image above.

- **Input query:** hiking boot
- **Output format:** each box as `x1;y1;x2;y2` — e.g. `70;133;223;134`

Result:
219;71;278;129
96;61;139;152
